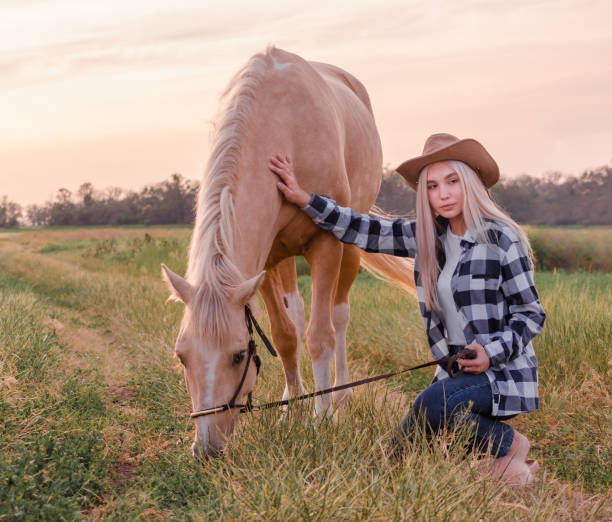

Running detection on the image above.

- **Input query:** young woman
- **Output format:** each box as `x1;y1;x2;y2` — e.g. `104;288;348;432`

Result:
268;133;546;485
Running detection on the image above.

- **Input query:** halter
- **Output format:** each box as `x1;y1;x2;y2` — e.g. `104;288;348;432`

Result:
190;305;277;419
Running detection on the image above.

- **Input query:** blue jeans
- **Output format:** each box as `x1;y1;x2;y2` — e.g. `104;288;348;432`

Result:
397;373;515;457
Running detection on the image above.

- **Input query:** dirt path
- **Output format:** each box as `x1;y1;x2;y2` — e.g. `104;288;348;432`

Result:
43;313;132;388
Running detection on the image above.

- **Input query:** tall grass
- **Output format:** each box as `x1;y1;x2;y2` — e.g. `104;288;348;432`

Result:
527;226;612;272
0;228;610;519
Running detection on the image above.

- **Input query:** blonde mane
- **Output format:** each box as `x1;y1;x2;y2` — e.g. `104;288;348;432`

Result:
185;46;274;343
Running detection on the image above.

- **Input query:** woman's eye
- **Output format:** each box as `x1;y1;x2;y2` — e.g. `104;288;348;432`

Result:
427;185;436;190
232;351;246;365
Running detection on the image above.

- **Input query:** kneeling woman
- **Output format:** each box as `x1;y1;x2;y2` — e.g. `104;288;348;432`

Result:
269;133;546;484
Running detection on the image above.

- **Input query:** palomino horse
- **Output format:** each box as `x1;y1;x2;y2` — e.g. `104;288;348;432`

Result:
162;46;414;457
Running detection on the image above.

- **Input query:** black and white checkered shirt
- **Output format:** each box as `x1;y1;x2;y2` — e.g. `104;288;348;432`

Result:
303;194;546;416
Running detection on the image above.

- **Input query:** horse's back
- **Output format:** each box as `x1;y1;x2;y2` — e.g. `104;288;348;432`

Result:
308;60;382;210
254;48;382;210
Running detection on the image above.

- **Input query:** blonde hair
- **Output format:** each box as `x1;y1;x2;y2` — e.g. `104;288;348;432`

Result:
417;160;533;311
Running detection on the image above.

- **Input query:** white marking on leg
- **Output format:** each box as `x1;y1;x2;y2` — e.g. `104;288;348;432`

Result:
332;303;350;387
284;291;305;353
311;344;333;416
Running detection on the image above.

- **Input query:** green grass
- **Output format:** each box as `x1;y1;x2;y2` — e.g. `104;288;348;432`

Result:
80;235;189;276
0;274;110;520
0;227;610;519
37;239;98;254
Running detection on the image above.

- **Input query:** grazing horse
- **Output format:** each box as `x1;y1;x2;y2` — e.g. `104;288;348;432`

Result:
162;46;414;457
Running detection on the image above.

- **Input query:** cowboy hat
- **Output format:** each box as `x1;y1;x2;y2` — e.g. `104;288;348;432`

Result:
395;133;499;191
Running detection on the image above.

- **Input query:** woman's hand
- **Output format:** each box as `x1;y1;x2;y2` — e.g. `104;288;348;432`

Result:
458;344;490;374
268;154;311;208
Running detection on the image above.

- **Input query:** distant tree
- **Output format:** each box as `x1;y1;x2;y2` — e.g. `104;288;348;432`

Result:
374;166;416;216
492;164;612;225
139;174;198;225
47;188;76;226
0;196;22;228
26;204;50;226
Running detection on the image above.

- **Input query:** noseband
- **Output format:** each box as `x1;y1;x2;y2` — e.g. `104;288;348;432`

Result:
190;305;277;419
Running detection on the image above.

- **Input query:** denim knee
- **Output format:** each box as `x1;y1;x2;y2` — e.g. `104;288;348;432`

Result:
408;386;444;432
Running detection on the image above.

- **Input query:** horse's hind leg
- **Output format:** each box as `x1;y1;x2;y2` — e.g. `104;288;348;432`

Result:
332;244;361;406
260;258;306;401
304;234;343;416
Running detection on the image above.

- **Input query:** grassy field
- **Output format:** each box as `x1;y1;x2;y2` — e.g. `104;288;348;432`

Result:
526;226;612;272
0;227;610;520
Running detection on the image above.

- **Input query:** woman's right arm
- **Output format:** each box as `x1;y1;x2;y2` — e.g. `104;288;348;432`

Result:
303;193;417;257
269;154;417;257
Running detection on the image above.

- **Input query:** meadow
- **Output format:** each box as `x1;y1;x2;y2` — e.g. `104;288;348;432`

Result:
0;226;610;520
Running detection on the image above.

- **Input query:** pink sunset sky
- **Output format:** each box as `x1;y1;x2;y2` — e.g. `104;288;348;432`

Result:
2;0;611;206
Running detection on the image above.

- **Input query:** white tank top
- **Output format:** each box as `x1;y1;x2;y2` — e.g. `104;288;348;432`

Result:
437;227;467;345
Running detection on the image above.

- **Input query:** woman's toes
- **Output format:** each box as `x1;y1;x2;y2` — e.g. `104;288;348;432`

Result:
526;459;541;475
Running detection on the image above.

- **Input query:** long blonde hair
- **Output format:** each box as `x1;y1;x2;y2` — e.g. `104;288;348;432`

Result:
417;160;533;311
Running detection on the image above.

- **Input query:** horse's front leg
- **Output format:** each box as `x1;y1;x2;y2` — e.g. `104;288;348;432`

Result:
260;260;306;402
304;234;342;417
332;244;360;406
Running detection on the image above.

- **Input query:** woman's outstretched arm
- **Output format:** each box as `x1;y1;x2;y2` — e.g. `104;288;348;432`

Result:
269;154;417;257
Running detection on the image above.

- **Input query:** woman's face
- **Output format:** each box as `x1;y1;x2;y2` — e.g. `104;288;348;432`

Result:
426;161;464;220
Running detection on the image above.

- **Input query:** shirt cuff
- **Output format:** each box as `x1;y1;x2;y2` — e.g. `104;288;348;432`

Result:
484;340;508;367
301;193;328;219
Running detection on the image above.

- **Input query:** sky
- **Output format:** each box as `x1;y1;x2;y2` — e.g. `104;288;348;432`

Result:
2;0;611;206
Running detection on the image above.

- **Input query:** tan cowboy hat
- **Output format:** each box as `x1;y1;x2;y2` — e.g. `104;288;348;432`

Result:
395;133;499;191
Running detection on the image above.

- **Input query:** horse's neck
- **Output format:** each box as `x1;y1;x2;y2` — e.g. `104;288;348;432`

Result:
229;165;281;279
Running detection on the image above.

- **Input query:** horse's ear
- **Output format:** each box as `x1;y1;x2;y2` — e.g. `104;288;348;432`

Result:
232;271;266;307
161;264;194;305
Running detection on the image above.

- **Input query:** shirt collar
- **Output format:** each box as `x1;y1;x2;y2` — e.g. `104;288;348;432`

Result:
440;222;476;247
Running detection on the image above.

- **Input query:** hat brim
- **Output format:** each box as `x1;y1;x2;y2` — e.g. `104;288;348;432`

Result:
394;138;499;191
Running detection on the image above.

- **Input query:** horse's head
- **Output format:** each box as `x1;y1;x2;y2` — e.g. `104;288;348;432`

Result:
161;264;266;458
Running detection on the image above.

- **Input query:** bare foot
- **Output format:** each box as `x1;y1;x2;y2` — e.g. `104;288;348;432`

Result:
526;458;541;476
478;431;537;485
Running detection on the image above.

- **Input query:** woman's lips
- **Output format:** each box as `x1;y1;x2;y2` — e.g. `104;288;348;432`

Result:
440;203;454;210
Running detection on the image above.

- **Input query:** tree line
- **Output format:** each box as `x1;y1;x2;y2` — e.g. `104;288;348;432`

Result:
1;164;611;228
12;174;198;227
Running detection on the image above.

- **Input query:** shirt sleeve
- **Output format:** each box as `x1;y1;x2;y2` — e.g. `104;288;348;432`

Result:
483;241;546;366
301;193;417;257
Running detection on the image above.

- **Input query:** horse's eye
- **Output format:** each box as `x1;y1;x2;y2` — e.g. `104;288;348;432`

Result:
232;351;246;365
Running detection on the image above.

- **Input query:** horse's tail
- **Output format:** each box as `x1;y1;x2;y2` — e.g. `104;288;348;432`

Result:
358;251;417;297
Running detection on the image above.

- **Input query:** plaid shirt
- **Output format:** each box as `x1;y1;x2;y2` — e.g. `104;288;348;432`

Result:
303;194;546;416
